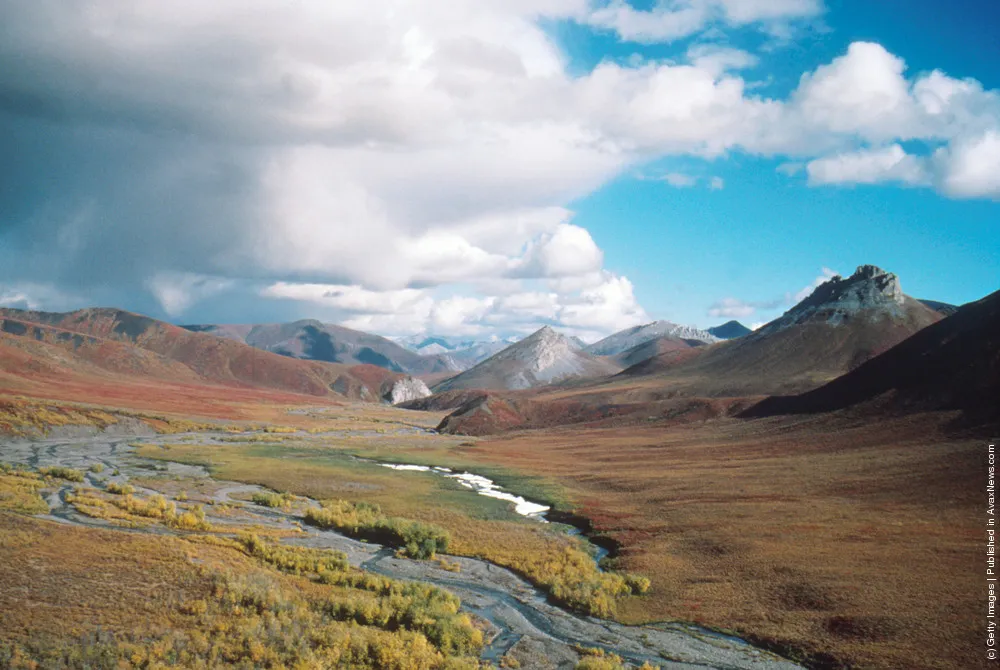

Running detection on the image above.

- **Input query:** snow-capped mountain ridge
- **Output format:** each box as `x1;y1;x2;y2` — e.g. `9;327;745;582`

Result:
585;320;719;357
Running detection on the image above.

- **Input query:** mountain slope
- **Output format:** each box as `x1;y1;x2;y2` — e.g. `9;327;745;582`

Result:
183;320;459;375
434;326;621;391
918;299;959;316
620;265;942;396
742;289;1000;425
707;320;752;339
0;307;401;401
585;321;718;357
613;336;700;368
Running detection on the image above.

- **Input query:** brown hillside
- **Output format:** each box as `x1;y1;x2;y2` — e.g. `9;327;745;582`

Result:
0;307;401;402
743;288;1000;427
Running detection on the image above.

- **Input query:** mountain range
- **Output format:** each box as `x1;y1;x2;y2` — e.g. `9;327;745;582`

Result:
0;264;985;429
433;326;621;392
616;265;942;396
393;334;521;368
182;320;461;375
0;307;408;408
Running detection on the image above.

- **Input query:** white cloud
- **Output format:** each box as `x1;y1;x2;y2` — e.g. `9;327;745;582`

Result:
514;223;605;278
933;130;1000;200
708;266;838;323
145;273;234;317
792;42;914;142
0;2;997;340
663;172;699;187
687;44;759;76
585;0;822;44
708;297;756;318
806;144;929;186
557;272;649;336
709;176;725;189
0;283;81;312
258;271;645;339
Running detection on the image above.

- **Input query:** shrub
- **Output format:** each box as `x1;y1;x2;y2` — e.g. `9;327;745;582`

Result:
89;463;104;473
304;500;450;559
252;491;293;508
38;466;85;482
0;470;48;514
105;482;135;495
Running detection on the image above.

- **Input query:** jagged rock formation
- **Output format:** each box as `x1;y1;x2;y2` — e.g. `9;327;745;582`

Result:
619;265;942;396
760;265;905;333
585;321;719;357
384;377;432;405
434;326;621;392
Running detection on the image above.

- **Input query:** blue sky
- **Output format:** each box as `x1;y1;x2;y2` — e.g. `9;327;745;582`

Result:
555;0;1000;327
0;1;997;339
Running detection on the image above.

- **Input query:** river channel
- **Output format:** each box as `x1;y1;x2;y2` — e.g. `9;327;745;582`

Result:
0;430;803;670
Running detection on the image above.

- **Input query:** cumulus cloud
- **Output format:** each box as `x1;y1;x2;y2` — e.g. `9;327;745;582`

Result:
933;130;1000;200
0;2;996;338
586;0;823;44
806;145;929;186
663;173;699;187
707;297;756;318
258;271;646;339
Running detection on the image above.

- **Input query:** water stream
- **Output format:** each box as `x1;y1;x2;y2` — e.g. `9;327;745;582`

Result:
0;432;803;670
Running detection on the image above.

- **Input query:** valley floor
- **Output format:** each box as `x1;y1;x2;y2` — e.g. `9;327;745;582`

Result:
0;417;800;670
435;411;983;670
0;396;983;669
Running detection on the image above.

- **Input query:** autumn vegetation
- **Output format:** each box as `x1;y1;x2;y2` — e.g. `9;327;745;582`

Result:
305;499;451;560
0;512;487;669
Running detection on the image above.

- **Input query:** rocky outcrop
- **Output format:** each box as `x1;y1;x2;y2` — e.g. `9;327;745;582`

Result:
763;265;905;333
384;376;432;404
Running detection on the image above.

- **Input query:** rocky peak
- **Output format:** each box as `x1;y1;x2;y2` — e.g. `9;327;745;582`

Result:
798;265;903;311
763;265;907;333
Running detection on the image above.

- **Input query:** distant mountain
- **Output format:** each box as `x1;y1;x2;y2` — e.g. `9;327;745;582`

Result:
394;334;520;368
743;289;999;427
585;321;719;357
0;307;401;401
918;299;959;316
621;265;942;396
707;320;751;340
181;320;459;376
433;326;621;392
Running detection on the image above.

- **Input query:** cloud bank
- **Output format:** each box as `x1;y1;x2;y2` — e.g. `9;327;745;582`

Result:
0;2;996;337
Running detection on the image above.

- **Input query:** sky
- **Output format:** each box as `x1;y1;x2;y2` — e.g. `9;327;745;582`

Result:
0;1;997;342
